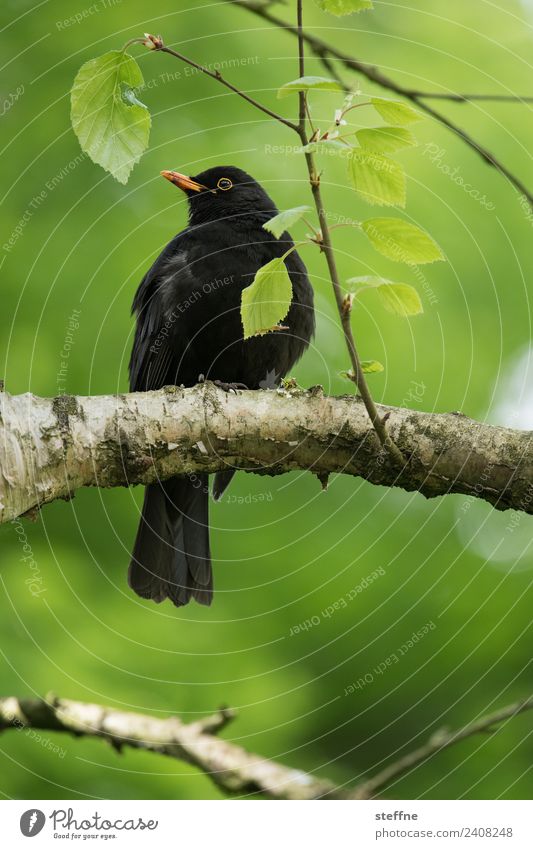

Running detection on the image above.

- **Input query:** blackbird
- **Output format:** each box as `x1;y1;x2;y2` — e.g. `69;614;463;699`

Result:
128;166;315;608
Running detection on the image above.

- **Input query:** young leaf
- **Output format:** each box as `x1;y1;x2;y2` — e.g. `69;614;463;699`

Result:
315;0;373;15
241;257;293;338
347;276;423;316
71;51;150;184
371;97;421;126
360;360;384;373
356;126;417;154
263;206;311;239
341;360;384;381
277;76;343;98
361;218;445;263
348;150;406;207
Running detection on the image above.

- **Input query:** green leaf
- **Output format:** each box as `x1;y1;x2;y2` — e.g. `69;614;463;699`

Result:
361;218;445;264
371;97;421;126
356;126;417;154
263;206;311;239
71;51;151;184
315;0;373;15
348;150;406;207
347;276;423;316
342;360;384;382
277;76;343;98
241;257;293;338
360;359;384;373
376;282;422;316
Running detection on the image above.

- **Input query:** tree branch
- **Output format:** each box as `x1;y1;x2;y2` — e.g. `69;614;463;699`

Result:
351;695;533;799
0;694;340;799
405;92;533;103
0;384;531;524
158;43;299;133
293;2;402;464
229;0;533;207
1;694;531;799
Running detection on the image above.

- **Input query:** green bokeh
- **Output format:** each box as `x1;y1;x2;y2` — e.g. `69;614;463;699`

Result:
1;0;532;800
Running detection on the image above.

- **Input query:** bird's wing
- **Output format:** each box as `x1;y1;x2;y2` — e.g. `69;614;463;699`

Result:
129;233;197;391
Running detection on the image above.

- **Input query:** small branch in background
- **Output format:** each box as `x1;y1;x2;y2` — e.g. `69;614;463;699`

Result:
0;695;341;800
229;0;533;207
407;92;533;103
351;695;533;799
1;695;531;800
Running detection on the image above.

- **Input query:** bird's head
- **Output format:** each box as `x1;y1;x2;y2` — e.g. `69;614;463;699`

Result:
160;165;277;225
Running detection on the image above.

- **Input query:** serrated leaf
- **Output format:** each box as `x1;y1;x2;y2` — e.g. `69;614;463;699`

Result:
315;0;373;15
356;126;417;154
371;97;421;126
347;276;423;316
360;359;384;373
277;76;343;98
263;206;311;239
348;150;406;207
361;218;445;264
71;51;151;184
377;283;423;316
241;257;293;338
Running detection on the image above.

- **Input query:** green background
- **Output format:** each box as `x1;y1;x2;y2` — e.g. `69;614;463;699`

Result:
1;0;532;800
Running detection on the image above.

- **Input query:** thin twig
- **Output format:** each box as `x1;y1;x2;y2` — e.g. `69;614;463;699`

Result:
0;695;341;799
295;0;403;463
229;0;533;206
154;41;298;132
351;695;533;799
406;92;533;103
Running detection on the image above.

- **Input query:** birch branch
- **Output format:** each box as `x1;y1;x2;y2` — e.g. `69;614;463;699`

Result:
0;695;340;800
0;384;531;524
0;694;531;800
351;695;533;799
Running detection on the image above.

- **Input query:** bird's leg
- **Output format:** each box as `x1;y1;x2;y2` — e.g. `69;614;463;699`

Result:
213;379;248;394
197;374;247;393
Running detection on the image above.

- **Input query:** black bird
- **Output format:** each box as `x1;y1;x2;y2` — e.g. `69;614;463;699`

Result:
128;166;315;608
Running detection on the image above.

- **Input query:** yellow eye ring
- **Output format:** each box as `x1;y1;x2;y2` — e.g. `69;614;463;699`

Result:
217;178;233;191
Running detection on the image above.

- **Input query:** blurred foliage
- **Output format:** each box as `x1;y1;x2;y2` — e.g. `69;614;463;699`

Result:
0;0;532;800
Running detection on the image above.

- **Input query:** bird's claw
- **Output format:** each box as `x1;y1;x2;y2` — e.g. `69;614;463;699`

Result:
214;379;248;394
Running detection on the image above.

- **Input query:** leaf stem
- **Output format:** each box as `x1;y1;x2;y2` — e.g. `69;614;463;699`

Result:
121;37;147;53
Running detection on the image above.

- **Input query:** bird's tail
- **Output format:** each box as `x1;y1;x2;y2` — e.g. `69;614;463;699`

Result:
128;476;212;607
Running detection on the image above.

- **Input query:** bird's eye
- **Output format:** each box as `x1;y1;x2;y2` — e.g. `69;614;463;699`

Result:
217;178;233;191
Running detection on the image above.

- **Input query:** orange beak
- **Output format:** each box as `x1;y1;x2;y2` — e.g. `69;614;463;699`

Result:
160;170;205;192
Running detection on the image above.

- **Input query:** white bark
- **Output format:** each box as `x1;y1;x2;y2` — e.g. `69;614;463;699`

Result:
0;383;531;523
